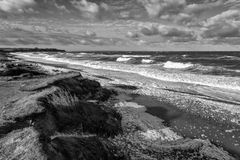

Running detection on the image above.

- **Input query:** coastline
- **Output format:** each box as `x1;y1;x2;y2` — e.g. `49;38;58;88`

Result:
0;51;238;159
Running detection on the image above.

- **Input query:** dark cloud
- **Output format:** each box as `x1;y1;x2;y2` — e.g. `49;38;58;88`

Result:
201;10;240;38
174;13;194;25
140;24;159;36
202;24;240;38
158;26;195;38
139;23;196;42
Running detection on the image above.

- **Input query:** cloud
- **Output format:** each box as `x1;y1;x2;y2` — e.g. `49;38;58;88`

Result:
158;25;194;37
203;9;240;27
126;31;139;39
166;0;227;26
137;0;232;26
71;0;100;18
0;38;13;45
224;0;240;9
53;1;70;13
138;0;186;18
137;0;161;18
201;10;240;38
0;0;35;12
0;0;240;48
158;25;196;42
174;13;194;25
84;30;96;37
68;0;111;19
202;25;239;38
185;1;223;16
139;23;196;42
140;24;159;36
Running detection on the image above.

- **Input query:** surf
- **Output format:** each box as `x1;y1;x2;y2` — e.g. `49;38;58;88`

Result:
11;52;240;91
163;61;193;69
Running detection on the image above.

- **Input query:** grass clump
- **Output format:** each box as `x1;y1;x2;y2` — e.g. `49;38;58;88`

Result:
46;89;80;111
40;89;122;137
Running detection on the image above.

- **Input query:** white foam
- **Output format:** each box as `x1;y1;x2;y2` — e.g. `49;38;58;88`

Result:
122;55;151;58
72;60;240;90
116;57;133;62
75;52;89;57
11;52;80;65
11;52;240;91
142;59;154;64
163;61;193;69
37;64;70;74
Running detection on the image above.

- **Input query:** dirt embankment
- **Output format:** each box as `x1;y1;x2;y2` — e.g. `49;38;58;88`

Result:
0;60;236;160
0;69;126;160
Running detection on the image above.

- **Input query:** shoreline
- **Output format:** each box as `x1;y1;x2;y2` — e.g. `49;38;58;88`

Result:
109;85;240;159
10;52;240;92
11;53;240;121
0;52;238;159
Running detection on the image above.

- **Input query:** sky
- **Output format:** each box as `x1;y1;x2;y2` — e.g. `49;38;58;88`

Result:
0;0;240;51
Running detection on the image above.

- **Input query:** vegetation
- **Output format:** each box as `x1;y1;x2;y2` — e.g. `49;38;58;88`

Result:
0;72;125;160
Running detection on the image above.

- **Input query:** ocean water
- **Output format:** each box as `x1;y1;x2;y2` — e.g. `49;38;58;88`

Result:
12;51;240;90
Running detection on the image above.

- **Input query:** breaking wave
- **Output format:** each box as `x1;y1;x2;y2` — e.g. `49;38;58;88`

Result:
122;55;151;58
142;59;154;64
116;57;133;62
163;61;193;69
11;52;240;91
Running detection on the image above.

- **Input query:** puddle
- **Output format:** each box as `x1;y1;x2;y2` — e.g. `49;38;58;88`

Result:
128;94;240;159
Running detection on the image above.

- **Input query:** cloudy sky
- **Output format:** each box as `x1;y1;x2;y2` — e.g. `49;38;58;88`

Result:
0;0;240;51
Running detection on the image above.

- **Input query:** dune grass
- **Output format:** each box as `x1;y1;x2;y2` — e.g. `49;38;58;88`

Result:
46;89;80;111
37;88;122;137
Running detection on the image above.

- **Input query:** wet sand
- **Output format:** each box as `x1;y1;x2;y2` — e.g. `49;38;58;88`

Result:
128;94;240;159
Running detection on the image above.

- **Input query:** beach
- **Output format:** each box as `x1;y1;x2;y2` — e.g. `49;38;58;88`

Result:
0;49;237;159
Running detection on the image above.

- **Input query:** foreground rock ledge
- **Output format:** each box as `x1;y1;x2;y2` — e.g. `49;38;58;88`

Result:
0;69;235;160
